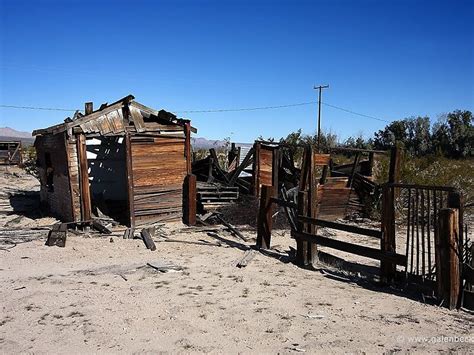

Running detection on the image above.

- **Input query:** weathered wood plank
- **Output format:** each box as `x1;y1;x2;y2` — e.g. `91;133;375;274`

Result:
76;133;91;221
291;230;407;266
141;227;157;251
297;215;382;239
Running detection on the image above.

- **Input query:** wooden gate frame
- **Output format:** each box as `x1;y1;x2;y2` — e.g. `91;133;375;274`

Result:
256;144;465;308
257;146;406;270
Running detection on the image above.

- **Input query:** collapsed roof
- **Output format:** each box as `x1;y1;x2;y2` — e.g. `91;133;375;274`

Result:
32;94;197;137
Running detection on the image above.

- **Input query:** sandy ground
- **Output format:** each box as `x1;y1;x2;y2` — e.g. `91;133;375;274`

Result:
1;167;473;353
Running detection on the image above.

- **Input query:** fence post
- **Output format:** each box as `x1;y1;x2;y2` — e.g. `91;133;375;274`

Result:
388;146;402;184
252;142;261;197
272;147;280;198
183;174;197;226
367;151;374;177
436;208;460;309
308;148;318;265
256;185;273;249
448;191;464;272
381;185;396;282
296;190;309;266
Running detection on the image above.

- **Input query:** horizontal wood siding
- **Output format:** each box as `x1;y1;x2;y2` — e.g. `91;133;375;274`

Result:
131;136;187;225
316;180;364;220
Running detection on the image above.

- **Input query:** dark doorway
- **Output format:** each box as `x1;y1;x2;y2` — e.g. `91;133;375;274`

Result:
86;136;128;225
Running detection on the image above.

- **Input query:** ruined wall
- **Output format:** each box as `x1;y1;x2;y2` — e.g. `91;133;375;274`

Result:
258;147;274;187
0;142;22;165
253;143;277;197
130;135;187;226
65;135;81;221
34;133;74;221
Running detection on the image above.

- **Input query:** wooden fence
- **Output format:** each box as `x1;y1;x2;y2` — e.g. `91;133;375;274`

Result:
256;146;467;309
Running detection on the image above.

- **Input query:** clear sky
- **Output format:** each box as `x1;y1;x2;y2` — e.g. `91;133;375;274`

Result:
0;0;472;142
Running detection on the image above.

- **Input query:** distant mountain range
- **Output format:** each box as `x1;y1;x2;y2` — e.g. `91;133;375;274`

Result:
191;137;252;149
0;127;250;149
0;127;32;138
191;137;227;149
0;127;34;145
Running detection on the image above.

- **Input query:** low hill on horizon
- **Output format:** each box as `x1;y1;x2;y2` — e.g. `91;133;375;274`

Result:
0;127;34;146
191;137;252;149
0;127;32;138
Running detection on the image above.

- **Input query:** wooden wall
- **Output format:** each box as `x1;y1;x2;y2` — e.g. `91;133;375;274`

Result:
35;133;75;221
253;143;278;197
0;142;22;165
65;135;82;221
130;135;187;226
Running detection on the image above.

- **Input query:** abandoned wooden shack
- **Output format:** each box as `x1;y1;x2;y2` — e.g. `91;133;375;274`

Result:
0;140;22;165
32;95;197;227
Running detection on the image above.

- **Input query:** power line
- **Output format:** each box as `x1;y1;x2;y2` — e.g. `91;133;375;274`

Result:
0;104;76;112
173;101;317;113
321;102;390;123
0;100;391;123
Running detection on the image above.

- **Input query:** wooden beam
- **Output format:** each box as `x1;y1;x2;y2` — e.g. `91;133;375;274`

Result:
296;190;311;266
183;174;197;226
141;227;157;251
298;146;310;191
381;185;396;281
436;208;460;309
228;147;255;186
291;230;407;266
272;147;280;197
253;142;261;196
76;133;91;221
209;148;230;183
367;152;374;177
63;133;77;221
279;187;297;231
256;185;273;249
215;214;248;242
387;183;456;192
125;133;135;228
347;152;361;188
388;146;402;184
330;146;389;155
270;197;297;209
297;215;383;239
92;220;112;234
184;122;192;174
307;146;318;264
447;191;464;267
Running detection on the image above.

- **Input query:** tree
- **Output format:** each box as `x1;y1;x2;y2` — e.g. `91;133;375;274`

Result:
432;110;473;158
405;116;431;155
344;133;373;150
373;120;408;150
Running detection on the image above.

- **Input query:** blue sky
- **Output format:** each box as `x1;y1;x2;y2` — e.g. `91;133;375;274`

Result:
0;0;472;142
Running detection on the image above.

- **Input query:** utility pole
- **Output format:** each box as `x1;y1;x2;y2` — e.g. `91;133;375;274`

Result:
314;84;329;152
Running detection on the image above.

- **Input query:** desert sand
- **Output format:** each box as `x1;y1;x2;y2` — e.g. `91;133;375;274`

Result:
1;167;473;353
